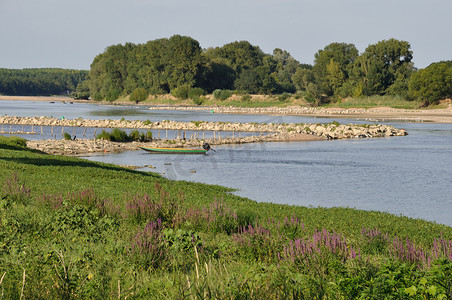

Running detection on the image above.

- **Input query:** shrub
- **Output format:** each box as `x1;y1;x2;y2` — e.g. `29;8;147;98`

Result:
105;89;121;101
129;88;148;103
278;92;292;102
192;96;204;105
241;94;251;102
188;87;206;99
213;89;233;101
96;129;131;142
171;85;191;99
129;130;141;141
96;130;111;141
63;132;72;140
110;128;130;142
145;131;153;140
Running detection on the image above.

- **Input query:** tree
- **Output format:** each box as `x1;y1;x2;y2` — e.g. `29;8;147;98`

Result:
272;48;301;93
234;66;277;95
353;38;414;96
205;41;265;76
129;88;148;103
313;43;359;96
409;61;452;105
164;35;204;90
292;67;315;92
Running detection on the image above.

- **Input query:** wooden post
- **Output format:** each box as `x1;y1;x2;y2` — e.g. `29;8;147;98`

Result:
41;126;43;135
72;127;76;137
219;131;221;141
158;129;160;139
62;126;64;137
166;129;168;139
22;125;24;133
183;131;186;140
31;125;34;133
202;131;204;140
93;128;97;138
83;128;87;137
213;131;216;141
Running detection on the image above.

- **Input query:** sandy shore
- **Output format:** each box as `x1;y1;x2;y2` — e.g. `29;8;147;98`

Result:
2;96;451;123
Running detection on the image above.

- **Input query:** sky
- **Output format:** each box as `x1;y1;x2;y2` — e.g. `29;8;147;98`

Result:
0;0;450;70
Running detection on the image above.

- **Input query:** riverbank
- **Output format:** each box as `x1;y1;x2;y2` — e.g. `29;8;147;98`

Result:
2;95;451;123
1;135;451;299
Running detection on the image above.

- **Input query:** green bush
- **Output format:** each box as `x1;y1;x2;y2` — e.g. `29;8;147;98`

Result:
129;88;148;103
105;89;121;101
129;130;141;141
192;96;204;105
145;131;153;140
188;87;206;99
110;128;130;142
171;85;191;99
63;132;72;140
213;89;233;101
96;130;111;141
96;129;131;142
241;94;251;102
278;92;292;102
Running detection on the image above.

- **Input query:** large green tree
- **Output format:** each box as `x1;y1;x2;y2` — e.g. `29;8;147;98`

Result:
409;61;452;105
88;43;135;100
353;38;414;96
272;48;301;93
205;41;265;77
313;43;359;96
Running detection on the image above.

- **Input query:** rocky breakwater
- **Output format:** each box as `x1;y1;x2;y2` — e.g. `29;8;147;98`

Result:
0;116;408;138
1;116;407;155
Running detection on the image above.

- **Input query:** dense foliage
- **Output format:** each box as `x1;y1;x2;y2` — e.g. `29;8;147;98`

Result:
409;61;452;105
1;37;451;105
0;68;88;96
1;136;452;298
82;36;452;105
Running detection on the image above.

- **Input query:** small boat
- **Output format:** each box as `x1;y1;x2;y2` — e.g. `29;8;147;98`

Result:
140;146;207;154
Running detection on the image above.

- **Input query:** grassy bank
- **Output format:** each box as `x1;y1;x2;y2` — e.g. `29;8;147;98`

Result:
108;93;450;110
1;135;451;298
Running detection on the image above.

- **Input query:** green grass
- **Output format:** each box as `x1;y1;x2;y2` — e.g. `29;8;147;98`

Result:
1;135;451;298
106;93;450;110
325;95;426;109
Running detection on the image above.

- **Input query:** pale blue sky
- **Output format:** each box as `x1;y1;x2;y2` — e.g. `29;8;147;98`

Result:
0;0;450;70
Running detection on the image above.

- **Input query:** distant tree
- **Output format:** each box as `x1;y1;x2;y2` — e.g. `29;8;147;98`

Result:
88;43;134;100
409;61;452;105
197;61;235;92
313;43;359;96
272;48;301;93
164;35;204;90
0;68;88;96
353;38;414;96
129;88;148;103
234;66;277;95
291;66;315;92
205;41;265;76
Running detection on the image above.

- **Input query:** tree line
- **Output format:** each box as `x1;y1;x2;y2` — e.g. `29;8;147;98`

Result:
84;35;451;105
1;36;451;105
0;68;88;96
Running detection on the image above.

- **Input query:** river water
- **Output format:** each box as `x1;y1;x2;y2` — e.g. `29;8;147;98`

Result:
1;100;451;226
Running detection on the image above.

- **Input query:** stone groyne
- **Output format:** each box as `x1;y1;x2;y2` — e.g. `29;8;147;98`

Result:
0;116;408;155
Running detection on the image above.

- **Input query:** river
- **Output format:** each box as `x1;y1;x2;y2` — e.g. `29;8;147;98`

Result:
1;99;451;226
